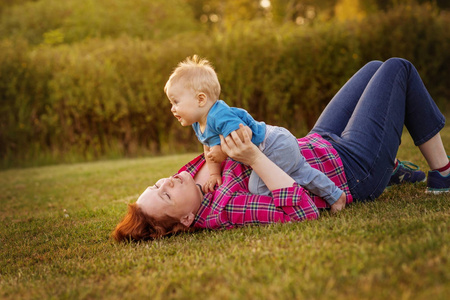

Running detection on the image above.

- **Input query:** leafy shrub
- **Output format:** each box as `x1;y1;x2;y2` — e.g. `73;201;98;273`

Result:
356;3;450;102
0;3;449;168
0;0;199;45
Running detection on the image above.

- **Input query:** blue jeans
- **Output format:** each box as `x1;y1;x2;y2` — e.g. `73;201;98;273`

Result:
309;58;446;201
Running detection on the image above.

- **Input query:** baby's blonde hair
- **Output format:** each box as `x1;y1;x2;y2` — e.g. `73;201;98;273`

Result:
164;55;221;101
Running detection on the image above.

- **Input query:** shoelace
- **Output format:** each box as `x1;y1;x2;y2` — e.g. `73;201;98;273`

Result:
398;160;420;171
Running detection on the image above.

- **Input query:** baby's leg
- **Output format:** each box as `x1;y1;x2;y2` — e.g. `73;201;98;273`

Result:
248;173;271;195
249;126;302;195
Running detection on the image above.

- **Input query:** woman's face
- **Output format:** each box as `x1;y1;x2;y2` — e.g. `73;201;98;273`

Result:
136;171;203;226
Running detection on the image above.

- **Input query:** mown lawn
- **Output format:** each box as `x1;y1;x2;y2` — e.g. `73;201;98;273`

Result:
1;128;449;300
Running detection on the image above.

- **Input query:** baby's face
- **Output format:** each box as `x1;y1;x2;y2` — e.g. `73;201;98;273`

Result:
166;82;202;126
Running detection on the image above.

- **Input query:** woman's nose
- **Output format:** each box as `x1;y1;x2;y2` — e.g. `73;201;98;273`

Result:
165;177;175;187
171;105;176;112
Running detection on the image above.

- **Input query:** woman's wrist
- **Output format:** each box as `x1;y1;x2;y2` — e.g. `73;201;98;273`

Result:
247;151;268;169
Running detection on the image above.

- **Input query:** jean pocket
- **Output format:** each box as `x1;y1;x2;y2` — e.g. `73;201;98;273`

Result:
350;167;391;201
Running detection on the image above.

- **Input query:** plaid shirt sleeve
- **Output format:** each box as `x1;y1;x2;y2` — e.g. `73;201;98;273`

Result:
184;157;320;230
272;183;320;221
298;133;353;208
202;183;319;229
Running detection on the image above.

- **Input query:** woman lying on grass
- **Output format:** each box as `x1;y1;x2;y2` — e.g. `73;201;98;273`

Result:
113;58;450;242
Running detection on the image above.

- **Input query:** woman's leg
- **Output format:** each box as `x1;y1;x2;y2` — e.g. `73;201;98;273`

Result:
419;132;450;193
324;58;446;200
311;60;424;191
419;133;449;171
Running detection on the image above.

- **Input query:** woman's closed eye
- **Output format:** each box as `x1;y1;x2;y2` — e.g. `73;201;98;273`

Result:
153;179;164;188
153;183;170;200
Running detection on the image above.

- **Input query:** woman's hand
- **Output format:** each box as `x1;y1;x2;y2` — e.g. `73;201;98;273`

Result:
220;124;264;166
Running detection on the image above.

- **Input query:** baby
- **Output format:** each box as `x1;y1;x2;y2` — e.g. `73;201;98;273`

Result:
164;55;344;208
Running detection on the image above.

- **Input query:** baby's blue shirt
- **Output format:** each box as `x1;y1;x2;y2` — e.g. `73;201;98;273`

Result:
192;100;266;147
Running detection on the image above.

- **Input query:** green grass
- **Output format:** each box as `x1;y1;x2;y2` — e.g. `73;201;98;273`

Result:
1;128;449;300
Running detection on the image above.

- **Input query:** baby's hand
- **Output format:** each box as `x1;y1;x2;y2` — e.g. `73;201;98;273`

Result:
330;192;347;213
203;174;222;193
207;145;228;163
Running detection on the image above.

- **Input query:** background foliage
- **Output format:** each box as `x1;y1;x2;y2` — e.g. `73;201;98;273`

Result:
1;0;449;168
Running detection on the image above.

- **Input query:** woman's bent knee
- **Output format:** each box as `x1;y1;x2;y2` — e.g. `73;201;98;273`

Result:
384;57;412;69
366;60;383;68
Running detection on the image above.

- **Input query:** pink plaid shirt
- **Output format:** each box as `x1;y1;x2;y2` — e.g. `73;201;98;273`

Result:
177;133;352;230
297;133;353;208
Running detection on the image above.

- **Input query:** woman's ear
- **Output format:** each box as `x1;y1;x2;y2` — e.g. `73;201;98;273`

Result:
180;213;195;227
197;92;208;107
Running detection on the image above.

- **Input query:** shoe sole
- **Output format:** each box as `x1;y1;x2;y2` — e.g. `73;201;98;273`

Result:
425;188;450;194
387;177;427;188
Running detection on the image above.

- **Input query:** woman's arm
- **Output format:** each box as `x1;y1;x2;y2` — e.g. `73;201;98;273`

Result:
220;124;296;191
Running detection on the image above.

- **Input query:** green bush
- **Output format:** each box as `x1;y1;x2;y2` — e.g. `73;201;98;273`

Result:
356;3;450;102
0;0;199;45
0;0;32;13
1;3;449;168
209;20;361;131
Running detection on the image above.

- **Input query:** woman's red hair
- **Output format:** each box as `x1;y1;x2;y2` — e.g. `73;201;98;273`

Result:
112;203;189;242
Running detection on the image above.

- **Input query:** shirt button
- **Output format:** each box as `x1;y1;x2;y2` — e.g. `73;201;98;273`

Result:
356;180;360;182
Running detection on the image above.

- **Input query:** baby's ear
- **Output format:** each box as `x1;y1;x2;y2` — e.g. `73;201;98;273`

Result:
197;92;208;107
